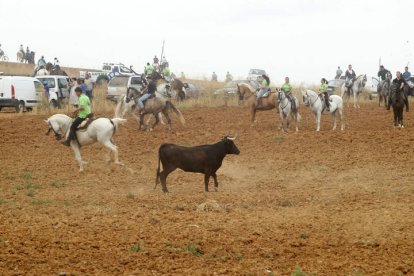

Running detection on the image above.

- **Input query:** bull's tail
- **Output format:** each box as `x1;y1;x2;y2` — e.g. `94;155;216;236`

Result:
167;101;185;125
114;95;125;118
154;147;161;190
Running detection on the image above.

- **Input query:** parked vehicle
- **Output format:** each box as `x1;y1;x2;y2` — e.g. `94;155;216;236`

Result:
183;82;202;98
213;80;260;97
82;63;138;85
0;76;43;112
326;79;345;96
36;75;70;108
106;75;145;102
247;69;266;82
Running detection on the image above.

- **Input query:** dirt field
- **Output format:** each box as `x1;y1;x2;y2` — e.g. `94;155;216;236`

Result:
1;102;414;275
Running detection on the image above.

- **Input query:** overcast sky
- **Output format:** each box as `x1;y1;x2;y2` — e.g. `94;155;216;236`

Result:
0;0;413;84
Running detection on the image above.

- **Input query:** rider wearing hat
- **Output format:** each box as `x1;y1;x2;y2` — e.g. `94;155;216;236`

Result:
319;78;330;111
61;87;92;146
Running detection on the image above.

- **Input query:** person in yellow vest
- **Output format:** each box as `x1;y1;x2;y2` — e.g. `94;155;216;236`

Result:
256;74;270;106
280;77;296;111
162;65;171;82
61;87;91;146
319;78;330;111
145;62;154;76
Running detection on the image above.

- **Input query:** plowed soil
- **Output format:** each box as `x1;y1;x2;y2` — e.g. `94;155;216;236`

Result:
1;103;414;275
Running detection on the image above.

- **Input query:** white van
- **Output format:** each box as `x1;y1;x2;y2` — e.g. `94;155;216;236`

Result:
36;75;70;108
0;76;44;112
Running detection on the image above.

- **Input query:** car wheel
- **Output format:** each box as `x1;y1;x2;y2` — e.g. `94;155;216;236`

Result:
26;107;33;112
15;101;25;113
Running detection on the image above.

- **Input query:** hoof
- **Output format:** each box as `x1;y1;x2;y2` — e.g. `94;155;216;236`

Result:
115;161;124;166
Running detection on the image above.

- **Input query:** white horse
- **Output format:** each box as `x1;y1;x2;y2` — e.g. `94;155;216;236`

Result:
45;114;127;172
341;74;367;108
35;68;49;76
16;51;25;63
302;90;344;131
277;89;301;132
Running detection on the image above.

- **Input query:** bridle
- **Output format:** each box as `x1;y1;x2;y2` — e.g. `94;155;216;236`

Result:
277;90;290;110
46;121;62;140
303;92;319;107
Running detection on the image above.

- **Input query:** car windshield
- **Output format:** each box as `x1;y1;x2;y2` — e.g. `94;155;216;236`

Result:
37;78;56;88
108;76;129;87
328;79;344;87
249;69;266;75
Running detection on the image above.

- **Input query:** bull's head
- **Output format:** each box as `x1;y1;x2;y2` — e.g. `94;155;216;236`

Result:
222;136;240;155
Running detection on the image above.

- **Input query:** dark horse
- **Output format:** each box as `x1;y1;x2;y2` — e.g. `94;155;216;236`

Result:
45;62;68;76
25;51;35;64
390;83;405;128
149;71;185;101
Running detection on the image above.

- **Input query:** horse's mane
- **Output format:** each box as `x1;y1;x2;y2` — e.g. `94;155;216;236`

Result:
239;82;255;92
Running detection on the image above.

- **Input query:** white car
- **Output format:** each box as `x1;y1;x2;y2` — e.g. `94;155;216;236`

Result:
0;76;43;112
36;75;70;108
107;75;144;102
247;69;266;82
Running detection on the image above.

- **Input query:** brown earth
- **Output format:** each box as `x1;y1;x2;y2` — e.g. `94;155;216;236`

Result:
0;102;414;275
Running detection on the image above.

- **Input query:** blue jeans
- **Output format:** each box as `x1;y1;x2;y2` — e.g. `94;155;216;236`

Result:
138;93;151;109
257;88;268;99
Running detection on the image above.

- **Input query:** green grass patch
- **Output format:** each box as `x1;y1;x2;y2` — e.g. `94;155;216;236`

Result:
0;199;8;205
274;135;285;141
26;189;35;197
185;243;204;257
31;198;51;206
50;179;66;188
126;192;135;199
130;243;142;252
299;233;308;239
20;170;32;180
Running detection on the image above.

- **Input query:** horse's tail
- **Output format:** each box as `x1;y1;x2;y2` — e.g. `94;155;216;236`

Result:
154;147;161;189
110;118;127;130
167;101;185;125
115;95;125;118
296;112;302;122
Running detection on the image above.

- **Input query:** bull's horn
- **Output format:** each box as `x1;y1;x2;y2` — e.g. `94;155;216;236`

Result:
227;136;236;141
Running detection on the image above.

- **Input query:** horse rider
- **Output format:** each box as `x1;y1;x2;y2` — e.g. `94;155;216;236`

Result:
0;44;4;57
345;64;356;91
26;46;30;55
145;62;155;77
387;71;409;112
319;78;330;111
19;44;24;54
378;65;391;86
53;57;60;68
162;64;172;82
34;56;46;74
256;74;270;105
226;71;233;82
280;77;296;111
181;72;186;79
403;66;413;87
335;66;343;79
61;87;92;146
137;76;157;115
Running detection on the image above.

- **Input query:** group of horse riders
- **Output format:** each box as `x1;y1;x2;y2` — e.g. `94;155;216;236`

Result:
34;56;60;75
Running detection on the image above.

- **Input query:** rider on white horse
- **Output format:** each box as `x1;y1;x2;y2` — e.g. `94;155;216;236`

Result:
319;78;330;111
378;65;391;87
281;77;296;111
61;87;92;146
256;74;270;106
345;64;356;90
34;56;46;74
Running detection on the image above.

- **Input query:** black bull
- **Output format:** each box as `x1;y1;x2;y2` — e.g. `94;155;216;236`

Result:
155;137;240;193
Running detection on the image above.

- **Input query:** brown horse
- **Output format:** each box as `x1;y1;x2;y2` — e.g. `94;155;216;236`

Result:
45;62;68;76
237;83;278;123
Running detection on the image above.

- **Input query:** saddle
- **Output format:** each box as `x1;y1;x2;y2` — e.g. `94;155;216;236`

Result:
77;113;95;130
257;88;272;98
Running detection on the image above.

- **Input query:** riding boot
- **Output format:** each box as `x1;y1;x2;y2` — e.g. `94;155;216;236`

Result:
386;95;391;110
60;131;73;147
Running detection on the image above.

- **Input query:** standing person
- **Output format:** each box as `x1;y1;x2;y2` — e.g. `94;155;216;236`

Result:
211;72;218;82
256;74;270;105
280;77;296;111
43;81;50;99
387;71;409;112
403;66;411;81
69;78;79;107
84;73;95;100
137;77;156;115
225;71;233;82
53;57;59;67
61;87;92;146
319;78;330;111
180;72;186;79
0;43;4;57
153;55;159;65
335;66;343;79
